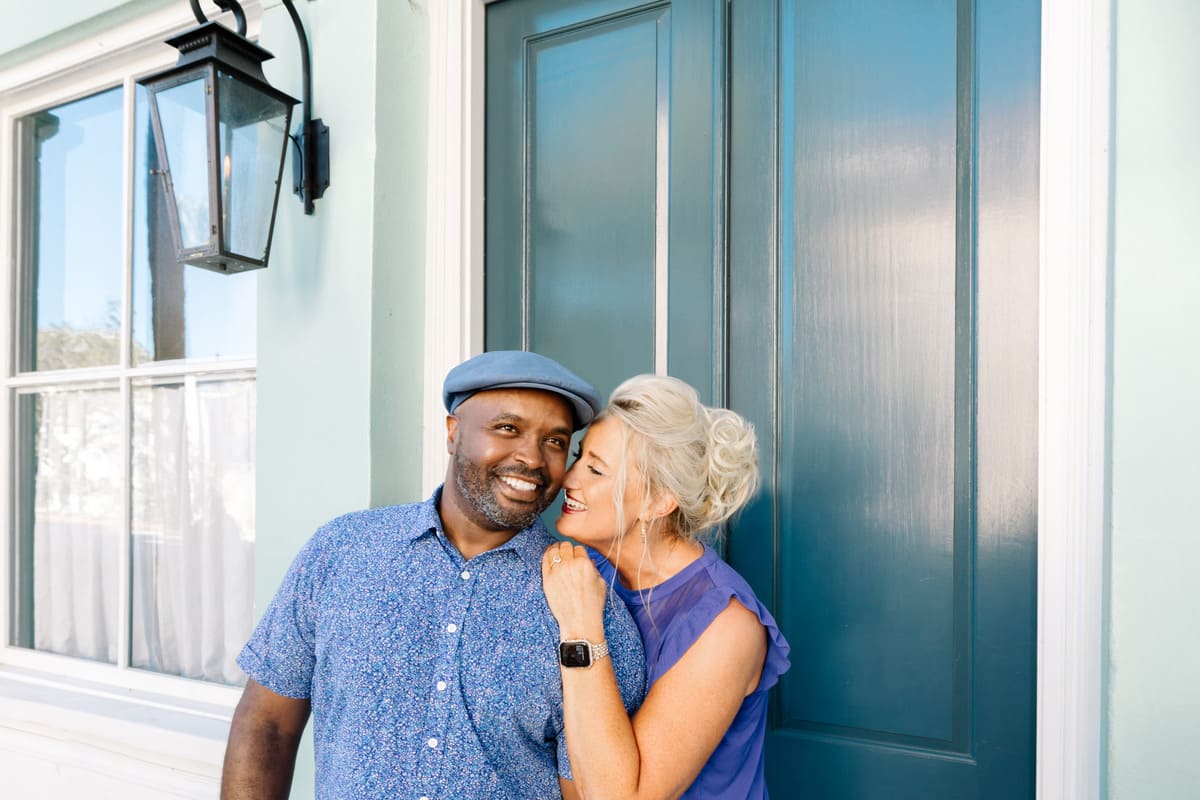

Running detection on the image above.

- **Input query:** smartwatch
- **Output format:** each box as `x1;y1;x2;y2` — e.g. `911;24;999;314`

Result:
559;639;610;668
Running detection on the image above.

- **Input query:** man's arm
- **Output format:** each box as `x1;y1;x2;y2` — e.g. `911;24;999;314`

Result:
221;678;312;800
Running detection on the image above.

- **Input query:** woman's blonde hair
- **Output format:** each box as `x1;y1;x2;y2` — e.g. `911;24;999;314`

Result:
602;374;760;543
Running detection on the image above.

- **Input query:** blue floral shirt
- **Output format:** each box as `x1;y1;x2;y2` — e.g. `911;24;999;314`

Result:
238;490;645;799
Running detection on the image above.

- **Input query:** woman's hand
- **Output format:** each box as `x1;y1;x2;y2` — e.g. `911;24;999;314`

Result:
542;541;608;641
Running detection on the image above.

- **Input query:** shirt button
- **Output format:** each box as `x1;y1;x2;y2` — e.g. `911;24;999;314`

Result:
436;680;447;691
446;623;458;633
461;570;471;580
427;737;439;749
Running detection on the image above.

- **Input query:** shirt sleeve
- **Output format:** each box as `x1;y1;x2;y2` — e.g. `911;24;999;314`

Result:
603;593;648;713
236;525;334;699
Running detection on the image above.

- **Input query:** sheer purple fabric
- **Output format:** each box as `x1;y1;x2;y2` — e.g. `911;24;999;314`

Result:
592;546;791;799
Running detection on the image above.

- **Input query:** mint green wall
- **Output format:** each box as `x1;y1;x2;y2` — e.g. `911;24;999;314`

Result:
2;1;428;796
257;0;428;794
1107;1;1200;798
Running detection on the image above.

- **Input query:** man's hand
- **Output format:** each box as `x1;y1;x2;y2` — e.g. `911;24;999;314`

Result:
221;679;311;800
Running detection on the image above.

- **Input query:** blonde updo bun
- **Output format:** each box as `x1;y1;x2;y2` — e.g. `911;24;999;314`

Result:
604;374;760;541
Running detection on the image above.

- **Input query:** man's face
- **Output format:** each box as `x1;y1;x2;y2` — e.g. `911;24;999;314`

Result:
447;388;575;532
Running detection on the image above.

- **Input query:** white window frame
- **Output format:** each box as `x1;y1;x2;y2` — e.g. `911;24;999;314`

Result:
424;1;1112;796
0;2;264;713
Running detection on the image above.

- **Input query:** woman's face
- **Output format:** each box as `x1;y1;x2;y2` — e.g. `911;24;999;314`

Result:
556;417;644;548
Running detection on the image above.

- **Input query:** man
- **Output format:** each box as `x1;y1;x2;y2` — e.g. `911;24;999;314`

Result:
222;351;645;799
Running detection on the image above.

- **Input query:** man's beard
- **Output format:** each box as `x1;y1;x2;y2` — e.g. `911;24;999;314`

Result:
453;450;555;531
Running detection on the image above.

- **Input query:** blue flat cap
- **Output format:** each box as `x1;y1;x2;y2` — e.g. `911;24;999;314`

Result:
443;350;600;429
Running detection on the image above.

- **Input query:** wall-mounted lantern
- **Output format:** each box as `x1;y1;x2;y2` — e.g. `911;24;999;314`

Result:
138;0;328;274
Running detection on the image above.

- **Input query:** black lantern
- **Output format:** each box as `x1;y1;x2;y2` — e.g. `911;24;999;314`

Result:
139;1;327;274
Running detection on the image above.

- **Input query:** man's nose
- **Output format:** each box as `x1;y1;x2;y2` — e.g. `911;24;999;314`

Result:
512;434;544;467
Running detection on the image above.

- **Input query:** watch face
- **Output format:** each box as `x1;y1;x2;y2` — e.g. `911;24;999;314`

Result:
560;641;592;668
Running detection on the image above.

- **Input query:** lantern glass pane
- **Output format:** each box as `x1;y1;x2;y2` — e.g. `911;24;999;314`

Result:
217;71;291;261
155;76;212;250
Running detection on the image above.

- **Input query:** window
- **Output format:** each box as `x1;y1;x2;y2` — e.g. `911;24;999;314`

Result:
5;62;256;686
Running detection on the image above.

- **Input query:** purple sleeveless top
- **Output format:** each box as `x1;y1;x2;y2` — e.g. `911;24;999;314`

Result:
592;546;791;799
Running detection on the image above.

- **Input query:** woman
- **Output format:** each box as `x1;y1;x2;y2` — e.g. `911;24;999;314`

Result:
542;374;790;800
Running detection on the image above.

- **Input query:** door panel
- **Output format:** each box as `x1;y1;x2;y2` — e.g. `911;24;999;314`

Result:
486;0;724;401
728;0;1038;796
487;0;1039;796
778;0;962;745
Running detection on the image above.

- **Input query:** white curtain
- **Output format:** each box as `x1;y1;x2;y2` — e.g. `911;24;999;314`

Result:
131;376;255;685
32;387;122;663
29;377;255;685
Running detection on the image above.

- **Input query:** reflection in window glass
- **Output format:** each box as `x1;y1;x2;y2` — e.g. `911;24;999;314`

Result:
19;88;124;372
132;85;257;364
13;387;121;663
131;377;254;684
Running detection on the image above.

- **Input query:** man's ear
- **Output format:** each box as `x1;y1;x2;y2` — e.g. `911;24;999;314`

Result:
446;415;459;455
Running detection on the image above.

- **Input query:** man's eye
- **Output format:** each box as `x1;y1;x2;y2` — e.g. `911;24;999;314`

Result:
546;437;566;448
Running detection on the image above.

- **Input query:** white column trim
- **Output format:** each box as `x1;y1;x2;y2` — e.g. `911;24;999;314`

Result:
422;0;488;495
1037;0;1111;797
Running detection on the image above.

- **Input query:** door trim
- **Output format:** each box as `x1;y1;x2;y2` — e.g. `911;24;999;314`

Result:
424;2;1110;795
1036;0;1111;797
421;0;489;494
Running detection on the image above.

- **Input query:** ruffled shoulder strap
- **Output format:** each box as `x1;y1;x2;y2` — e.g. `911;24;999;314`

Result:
654;555;791;692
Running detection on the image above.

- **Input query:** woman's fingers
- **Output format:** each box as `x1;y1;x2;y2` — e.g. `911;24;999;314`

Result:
544;540;583;565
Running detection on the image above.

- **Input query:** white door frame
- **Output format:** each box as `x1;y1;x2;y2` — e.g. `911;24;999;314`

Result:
423;3;1110;796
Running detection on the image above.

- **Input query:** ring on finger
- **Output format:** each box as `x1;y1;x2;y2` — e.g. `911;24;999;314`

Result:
551;555;563;564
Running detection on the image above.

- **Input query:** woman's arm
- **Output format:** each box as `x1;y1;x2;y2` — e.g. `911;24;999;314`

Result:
543;544;767;800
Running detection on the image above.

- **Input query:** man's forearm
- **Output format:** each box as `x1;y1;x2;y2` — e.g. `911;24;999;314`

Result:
221;720;304;800
221;680;311;800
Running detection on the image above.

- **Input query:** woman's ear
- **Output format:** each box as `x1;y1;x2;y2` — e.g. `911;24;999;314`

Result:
645;490;678;522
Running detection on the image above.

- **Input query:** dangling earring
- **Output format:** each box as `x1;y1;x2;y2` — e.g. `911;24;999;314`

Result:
640;519;648;545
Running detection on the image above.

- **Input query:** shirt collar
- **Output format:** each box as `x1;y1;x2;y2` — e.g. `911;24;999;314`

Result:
414;486;551;569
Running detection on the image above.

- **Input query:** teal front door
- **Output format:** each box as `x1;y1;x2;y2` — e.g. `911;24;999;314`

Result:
487;1;1039;797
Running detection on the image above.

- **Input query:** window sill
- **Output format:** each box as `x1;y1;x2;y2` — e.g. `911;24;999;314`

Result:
0;664;236;791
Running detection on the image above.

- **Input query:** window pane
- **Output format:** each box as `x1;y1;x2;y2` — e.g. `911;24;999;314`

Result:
132;85;257;364
11;387;122;663
18;88;124;372
131;377;254;685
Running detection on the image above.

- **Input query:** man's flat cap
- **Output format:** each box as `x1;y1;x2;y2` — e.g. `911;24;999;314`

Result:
443;350;601;430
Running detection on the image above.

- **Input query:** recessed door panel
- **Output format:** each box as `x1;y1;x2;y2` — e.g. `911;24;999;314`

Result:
487;0;723;400
779;0;962;745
